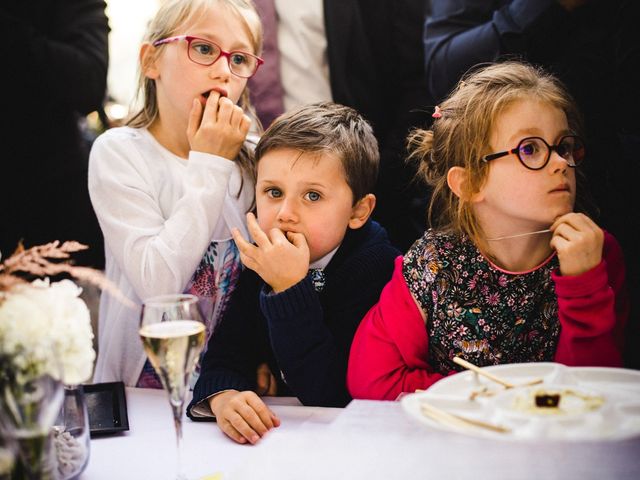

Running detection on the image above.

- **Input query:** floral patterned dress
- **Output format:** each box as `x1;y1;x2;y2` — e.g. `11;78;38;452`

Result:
403;230;561;376
136;239;242;388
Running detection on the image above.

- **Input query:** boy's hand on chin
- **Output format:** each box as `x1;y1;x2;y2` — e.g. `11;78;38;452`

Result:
232;213;310;293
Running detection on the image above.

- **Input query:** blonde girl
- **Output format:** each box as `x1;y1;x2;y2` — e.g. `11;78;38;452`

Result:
89;0;263;387
348;62;628;400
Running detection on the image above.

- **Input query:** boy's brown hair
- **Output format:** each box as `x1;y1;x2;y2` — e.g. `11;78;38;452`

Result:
255;102;379;204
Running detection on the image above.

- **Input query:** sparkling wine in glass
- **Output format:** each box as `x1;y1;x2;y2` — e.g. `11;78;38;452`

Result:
139;294;206;480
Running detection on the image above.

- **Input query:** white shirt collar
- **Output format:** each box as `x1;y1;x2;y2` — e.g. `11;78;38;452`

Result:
309;244;339;270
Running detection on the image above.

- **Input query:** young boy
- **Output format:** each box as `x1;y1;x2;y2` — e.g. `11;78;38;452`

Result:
186;102;400;444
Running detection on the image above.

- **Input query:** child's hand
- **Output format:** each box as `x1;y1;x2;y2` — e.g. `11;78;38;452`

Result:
187;91;251;160
550;212;604;276
256;362;278;396
232;212;310;293
209;390;280;445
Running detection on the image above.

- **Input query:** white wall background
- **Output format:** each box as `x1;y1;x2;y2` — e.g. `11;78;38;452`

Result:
106;0;160;109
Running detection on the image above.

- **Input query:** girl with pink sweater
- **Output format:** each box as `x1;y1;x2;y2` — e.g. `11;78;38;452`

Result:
347;62;628;401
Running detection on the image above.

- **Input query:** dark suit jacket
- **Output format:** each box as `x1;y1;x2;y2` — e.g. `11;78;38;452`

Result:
0;0;109;267
324;0;433;251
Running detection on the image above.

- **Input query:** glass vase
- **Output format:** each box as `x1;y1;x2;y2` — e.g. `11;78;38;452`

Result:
0;372;63;480
0;443;15;480
53;385;90;480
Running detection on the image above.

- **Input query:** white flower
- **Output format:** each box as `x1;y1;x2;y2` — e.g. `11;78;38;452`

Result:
0;279;95;385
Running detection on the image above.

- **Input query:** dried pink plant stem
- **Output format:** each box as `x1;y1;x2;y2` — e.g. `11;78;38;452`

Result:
0;241;134;308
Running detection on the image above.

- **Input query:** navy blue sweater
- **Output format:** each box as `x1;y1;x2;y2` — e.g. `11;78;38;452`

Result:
187;220;400;415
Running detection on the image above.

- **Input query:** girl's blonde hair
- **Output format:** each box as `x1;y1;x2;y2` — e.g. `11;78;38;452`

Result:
127;0;263;175
407;61;585;252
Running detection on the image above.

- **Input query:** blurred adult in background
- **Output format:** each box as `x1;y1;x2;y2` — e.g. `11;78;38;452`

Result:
0;0;109;268
423;0;640;368
250;0;433;252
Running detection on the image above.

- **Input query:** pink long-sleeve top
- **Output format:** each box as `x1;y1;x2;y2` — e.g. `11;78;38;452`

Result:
347;231;628;401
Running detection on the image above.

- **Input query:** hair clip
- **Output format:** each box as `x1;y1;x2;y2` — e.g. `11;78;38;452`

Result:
432;106;442;119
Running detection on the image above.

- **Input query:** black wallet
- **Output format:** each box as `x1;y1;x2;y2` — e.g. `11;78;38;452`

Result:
84;381;130;436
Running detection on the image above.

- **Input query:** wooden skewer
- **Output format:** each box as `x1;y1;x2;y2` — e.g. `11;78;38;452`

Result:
453;357;544;389
420;402;510;434
453;357;515;388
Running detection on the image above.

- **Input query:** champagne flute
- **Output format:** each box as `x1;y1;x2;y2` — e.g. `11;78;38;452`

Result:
139;294;206;480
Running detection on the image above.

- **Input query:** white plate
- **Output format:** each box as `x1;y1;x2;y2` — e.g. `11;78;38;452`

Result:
401;362;640;440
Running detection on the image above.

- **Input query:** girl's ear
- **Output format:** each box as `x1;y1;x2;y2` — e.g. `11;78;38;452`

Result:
140;42;160;79
448;166;485;203
348;193;376;229
447;166;468;199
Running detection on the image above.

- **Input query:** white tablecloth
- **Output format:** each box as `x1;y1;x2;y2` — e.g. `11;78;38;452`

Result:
85;388;640;479
85;388;339;479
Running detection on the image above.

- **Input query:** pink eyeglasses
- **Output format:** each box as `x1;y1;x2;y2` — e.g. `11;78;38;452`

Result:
153;35;263;78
